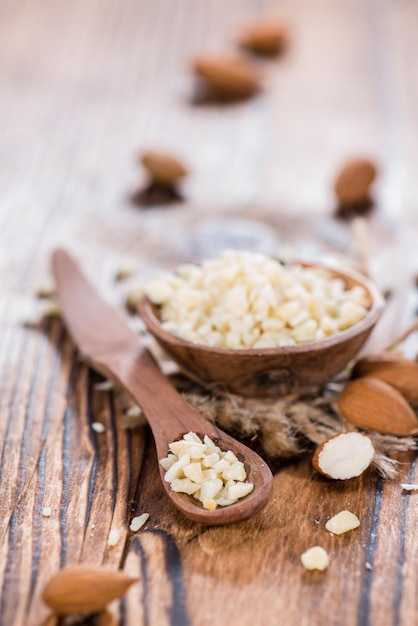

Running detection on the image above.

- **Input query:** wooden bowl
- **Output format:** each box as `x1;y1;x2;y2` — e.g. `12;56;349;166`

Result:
138;262;384;398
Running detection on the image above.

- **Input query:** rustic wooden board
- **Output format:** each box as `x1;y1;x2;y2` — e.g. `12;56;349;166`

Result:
1;0;418;624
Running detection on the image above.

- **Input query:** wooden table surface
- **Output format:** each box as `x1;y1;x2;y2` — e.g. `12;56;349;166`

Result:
1;1;418;624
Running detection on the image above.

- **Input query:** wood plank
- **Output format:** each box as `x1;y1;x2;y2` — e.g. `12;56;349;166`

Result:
0;0;418;624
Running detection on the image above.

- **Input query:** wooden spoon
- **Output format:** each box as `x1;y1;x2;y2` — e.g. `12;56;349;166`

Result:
52;249;273;525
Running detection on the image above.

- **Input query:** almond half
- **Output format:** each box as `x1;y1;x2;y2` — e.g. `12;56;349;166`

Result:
42;566;138;615
334;158;377;206
141;151;188;186
192;55;262;100
352;353;418;403
312;432;375;480
238;20;288;56
338;377;418;436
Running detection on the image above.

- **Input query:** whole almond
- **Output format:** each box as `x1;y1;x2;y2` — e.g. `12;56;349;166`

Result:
238;20;288;56
312;431;375;479
42;566;138;615
334;158;377;206
338;377;418;436
141;151;187;186
352;353;418;403
192;55;262;100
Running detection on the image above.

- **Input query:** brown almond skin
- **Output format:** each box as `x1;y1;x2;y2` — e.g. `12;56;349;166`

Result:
141;151;188;186
192;55;262;99
338;377;418;436
352;353;418;403
239;20;288;56
334;159;377;206
42;566;138;615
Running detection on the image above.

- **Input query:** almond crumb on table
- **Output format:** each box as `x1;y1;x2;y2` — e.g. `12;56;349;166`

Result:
125;405;143;418
35;283;56;299
107;529;121;546
43;302;61;318
129;513;149;532
92;422;106;433
94;380;114;391
300;546;330;571
325;511;360;535
114;262;136;281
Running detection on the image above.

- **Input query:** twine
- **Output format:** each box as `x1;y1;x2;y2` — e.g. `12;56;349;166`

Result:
167;372;416;480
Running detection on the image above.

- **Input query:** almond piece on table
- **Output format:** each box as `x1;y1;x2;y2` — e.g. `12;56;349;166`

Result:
338;377;418;436
42;566;138;615
35;282;57;299
300;546;329;571
238;20;288;56
352;353;418;403
334;158;377;206
192;55;262;100
312;432;375;480
401;483;418;491
141;151;188;187
325;510;360;535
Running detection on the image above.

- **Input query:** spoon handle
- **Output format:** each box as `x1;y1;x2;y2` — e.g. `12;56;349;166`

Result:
92;343;221;457
52;248;215;452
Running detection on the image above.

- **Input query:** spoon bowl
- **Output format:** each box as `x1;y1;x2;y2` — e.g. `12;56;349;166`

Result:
139;261;384;397
154;419;272;524
52;249;273;525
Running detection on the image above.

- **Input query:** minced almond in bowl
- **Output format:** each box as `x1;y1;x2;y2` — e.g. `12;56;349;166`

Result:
139;250;384;397
144;250;371;350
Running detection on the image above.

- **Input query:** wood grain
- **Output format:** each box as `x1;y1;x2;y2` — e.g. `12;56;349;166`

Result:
0;0;418;624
